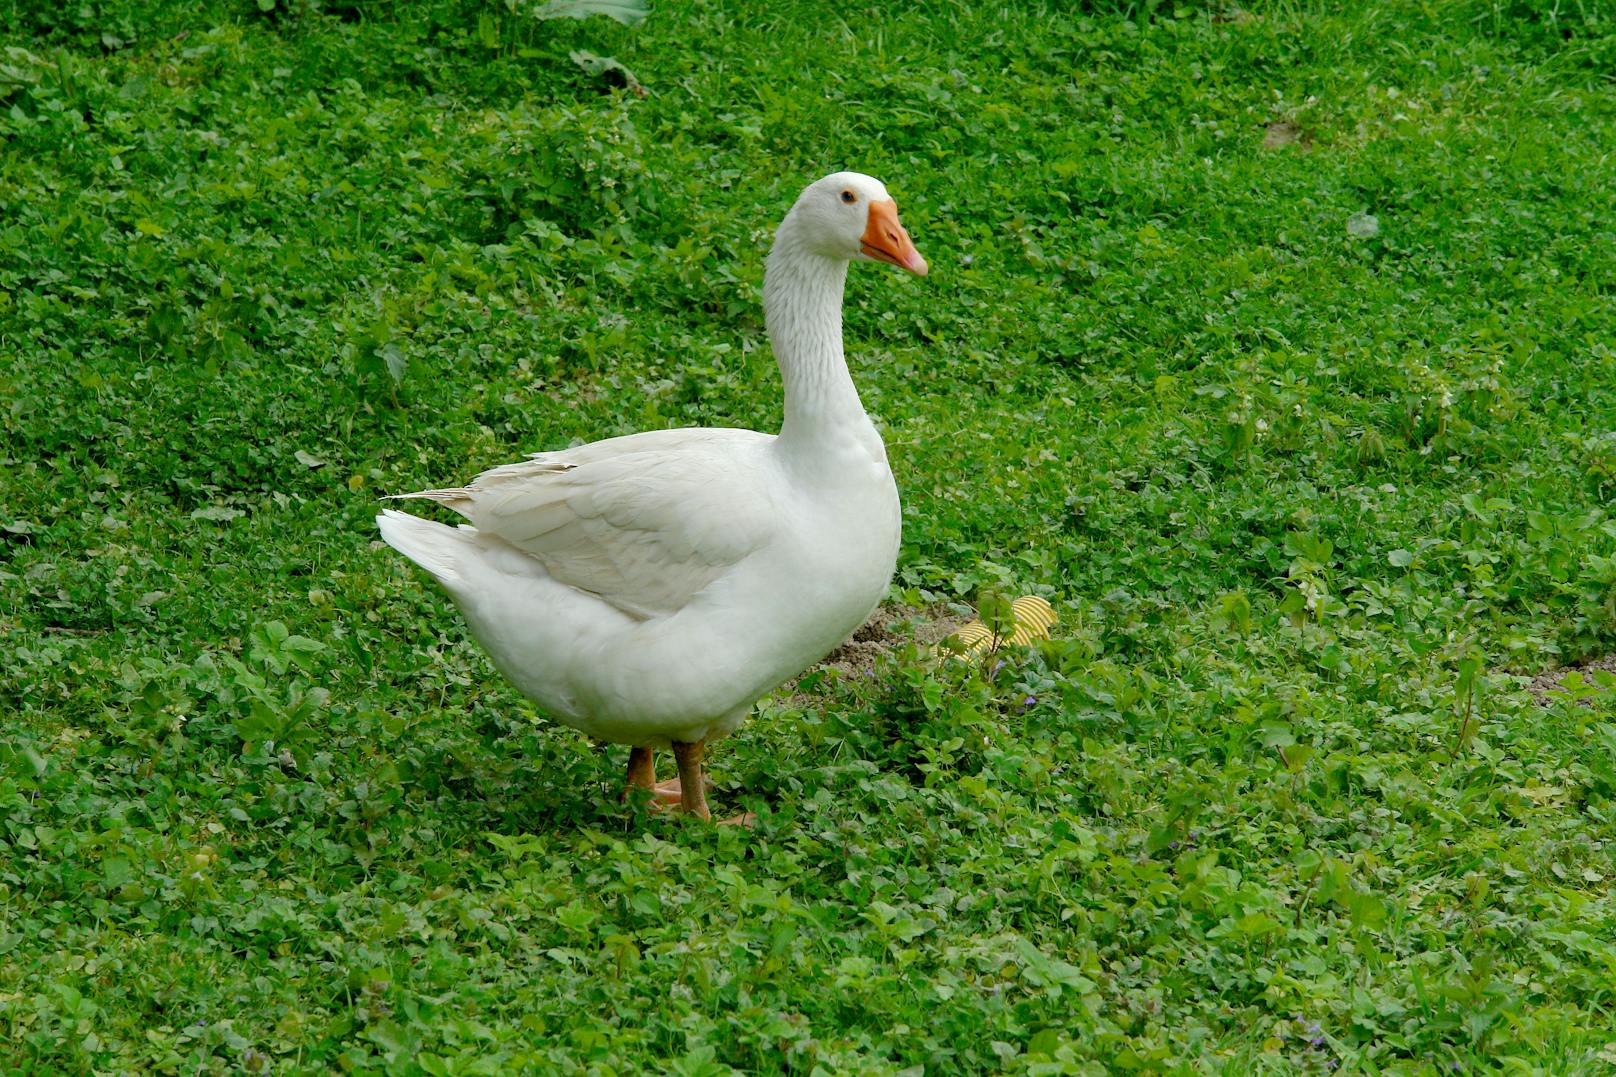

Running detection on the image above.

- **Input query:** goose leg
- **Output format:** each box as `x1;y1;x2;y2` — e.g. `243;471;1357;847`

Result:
671;738;754;826
670;740;712;820
624;747;683;806
652;773;714;800
625;746;656;790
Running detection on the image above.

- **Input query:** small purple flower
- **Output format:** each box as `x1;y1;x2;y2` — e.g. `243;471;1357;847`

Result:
1022;695;1037;707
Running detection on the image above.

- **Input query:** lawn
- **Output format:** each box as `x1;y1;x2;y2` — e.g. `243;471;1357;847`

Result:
4;0;1616;1072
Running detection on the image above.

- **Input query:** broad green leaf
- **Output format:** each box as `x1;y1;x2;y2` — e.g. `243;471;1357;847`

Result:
532;0;648;25
569;50;646;95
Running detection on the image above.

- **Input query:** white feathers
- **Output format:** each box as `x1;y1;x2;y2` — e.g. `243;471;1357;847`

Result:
376;173;913;747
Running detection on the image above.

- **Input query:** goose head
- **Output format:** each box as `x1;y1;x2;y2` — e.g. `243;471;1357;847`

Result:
783;171;928;276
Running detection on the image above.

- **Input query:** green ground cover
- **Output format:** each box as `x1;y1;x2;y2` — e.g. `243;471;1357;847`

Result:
4;0;1616;1072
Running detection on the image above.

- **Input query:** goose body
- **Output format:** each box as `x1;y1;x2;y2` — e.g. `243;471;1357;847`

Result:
378;172;927;819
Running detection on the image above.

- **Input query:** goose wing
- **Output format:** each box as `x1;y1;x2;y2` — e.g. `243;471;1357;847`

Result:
394;430;777;619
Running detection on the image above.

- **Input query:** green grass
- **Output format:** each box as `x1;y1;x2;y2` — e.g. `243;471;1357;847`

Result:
5;0;1616;1072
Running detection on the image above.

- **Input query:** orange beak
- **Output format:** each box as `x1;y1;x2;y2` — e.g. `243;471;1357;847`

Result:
860;199;928;276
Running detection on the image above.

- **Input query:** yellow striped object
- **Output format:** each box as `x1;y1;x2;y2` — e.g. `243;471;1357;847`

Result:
944;595;1058;658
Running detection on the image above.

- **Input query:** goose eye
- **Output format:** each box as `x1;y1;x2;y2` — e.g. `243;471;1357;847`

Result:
840;190;856;204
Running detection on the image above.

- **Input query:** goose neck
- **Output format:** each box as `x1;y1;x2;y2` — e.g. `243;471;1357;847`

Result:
764;235;868;451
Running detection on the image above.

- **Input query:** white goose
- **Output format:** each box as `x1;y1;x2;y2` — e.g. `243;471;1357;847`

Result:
378;172;927;822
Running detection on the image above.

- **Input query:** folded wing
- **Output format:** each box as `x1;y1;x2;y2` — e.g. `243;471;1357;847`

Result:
393;432;777;620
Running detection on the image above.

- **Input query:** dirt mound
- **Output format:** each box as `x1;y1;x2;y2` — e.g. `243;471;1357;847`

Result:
1262;120;1312;150
1528;653;1616;707
812;604;973;678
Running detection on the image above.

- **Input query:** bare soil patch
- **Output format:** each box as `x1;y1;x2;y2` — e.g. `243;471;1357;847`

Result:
814;603;974;678
774;604;971;708
1262;120;1312;150
1528;653;1616;707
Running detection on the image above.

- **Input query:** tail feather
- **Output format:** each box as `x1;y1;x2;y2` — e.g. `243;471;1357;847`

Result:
383;487;472;507
376;509;468;585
